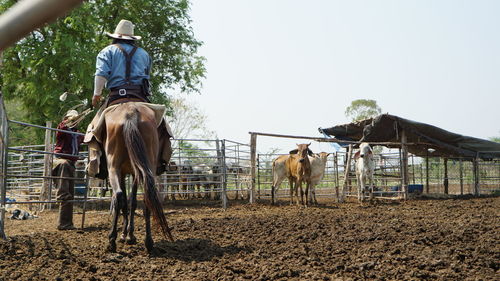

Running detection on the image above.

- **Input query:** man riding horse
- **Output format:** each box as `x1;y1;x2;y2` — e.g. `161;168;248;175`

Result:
85;20;174;252
85;19;173;178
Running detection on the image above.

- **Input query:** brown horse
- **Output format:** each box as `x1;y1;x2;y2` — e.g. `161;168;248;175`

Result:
103;102;174;253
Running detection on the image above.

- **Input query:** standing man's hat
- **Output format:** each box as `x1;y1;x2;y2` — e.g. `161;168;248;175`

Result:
65;110;79;119
106;19;141;40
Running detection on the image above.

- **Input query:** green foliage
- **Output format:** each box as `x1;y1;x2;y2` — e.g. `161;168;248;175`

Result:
4;99;40;145
177;140;211;162
0;0;205;145
345;99;382;122
489;134;500;143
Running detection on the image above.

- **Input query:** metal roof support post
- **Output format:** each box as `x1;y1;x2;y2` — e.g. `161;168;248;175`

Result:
459;159;464;195
473;154;480;196
249;133;257;204
334;152;339;201
256;155;261;200
425;151;430;194
444;158;449;195
401;130;409;200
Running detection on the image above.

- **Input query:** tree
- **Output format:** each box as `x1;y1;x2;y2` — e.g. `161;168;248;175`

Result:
0;0;206;143
490;133;500;143
345;99;383;153
165;97;216;158
166;97;215;141
344;99;382;122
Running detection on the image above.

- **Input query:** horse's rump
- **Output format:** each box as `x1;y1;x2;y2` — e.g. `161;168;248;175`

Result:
105;103;174;242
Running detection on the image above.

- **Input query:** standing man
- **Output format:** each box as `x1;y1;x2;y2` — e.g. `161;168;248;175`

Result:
53;110;84;230
85;19;172;179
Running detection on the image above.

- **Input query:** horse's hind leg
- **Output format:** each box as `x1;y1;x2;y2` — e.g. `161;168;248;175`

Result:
119;177;129;243
143;205;154;253
125;181;138;245
108;170;125;252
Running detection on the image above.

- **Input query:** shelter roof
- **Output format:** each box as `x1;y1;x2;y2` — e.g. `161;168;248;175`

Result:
320;114;500;160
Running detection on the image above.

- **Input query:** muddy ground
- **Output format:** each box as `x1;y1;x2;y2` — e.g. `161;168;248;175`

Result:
1;197;498;280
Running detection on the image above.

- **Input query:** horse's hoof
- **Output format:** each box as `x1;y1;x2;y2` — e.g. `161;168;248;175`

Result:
145;238;154;253
107;242;117;253
119;235;126;243
126;236;137;245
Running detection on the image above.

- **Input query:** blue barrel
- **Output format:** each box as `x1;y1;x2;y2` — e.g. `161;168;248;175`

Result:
75;184;87;196
408;184;423;194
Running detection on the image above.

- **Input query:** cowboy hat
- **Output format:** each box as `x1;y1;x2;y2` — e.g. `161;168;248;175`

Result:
65;109;79;119
106;19;142;40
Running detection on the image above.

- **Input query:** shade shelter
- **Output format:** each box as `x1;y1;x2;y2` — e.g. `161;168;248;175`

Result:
320;114;500;197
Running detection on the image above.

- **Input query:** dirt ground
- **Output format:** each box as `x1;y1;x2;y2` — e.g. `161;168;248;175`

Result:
1;196;498;280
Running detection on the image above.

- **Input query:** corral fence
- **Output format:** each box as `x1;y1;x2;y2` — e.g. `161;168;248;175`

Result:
0;114;251;239
249;132;500;203
1;118;498;238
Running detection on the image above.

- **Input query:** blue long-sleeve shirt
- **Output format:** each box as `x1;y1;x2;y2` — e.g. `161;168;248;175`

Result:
95;43;152;89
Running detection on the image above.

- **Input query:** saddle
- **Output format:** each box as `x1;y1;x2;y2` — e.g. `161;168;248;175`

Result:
84;102;172;143
84;102;173;179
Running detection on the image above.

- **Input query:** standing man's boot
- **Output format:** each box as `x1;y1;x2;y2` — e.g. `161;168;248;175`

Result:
58;202;75;230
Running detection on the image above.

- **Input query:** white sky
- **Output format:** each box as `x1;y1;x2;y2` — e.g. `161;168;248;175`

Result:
181;0;499;154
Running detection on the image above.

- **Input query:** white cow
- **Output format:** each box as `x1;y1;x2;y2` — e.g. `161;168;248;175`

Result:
354;142;376;201
308;152;330;205
271;155;289;204
271;152;330;205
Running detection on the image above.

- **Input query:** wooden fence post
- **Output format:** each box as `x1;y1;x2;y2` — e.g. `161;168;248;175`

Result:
249;133;257;204
0;89;8;240
39;121;52;211
341;144;353;203
221;140;228;210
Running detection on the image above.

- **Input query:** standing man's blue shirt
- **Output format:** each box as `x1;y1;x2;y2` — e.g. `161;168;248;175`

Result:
95;43;152;89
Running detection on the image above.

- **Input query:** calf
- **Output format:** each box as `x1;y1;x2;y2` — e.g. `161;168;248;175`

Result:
285;143;313;206
354;142;375;201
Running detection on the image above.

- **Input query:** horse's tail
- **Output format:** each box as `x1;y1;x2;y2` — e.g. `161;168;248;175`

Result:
123;109;174;242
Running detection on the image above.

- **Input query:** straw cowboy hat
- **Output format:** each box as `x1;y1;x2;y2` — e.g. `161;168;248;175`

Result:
106;19;141;40
65;109;79;120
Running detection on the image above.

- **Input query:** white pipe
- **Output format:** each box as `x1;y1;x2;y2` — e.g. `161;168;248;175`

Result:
0;0;83;51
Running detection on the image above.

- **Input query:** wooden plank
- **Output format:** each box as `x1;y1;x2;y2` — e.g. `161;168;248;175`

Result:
248;131;432;146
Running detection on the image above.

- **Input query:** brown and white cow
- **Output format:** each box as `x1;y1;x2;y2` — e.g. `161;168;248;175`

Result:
285;143;313;206
272;151;330;205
